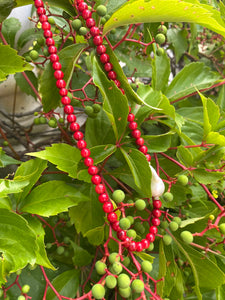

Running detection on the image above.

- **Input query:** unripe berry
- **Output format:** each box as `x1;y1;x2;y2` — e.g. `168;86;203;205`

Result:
135;199;146;211
117;273;130;289
3;141;9;146
84;106;94;116
119;218;131;230
96;5;107;17
160;220;168;229
141;260;153;273
112;189;125;203
119;287;131;298
29;50;39;60
163;235;172;246
48;17;55;25
219;223;225;234
72;19;82;31
95;260;107;275
127;229;136;239
126;215;134;225
21;284;30;294
56;246;65;255
173;216;182;226
39;116;47;124
108;252;120;264
111;262;123;274
18;296;26;300
78;26;88;36
163;192;173;202
169;221;179;232
177;175;189;186
180;231;193;244
156;47;165;56
157;25;167;34
131;279;144;293
48;119;57;128
122;257;130;267
92;103;101;113
91;284;105;300
105;275;117;289
155;33;166;44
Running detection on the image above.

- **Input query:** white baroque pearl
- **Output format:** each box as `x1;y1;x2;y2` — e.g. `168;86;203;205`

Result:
150;165;165;197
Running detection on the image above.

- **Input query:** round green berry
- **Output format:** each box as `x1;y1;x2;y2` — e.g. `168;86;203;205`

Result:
100;17;106;24
85;106;94;116
25;55;32;62
33;111;39;116
39;116;47;124
46;243;52;249
119;287;131;298
163;192;173;202
135;199;146;211
58;117;64;124
112;189;125;203
147;243;154;251
119;218;131;230
29;50;39;60
48;17;55;25
131;279;144;293
219;223;225;234
96;5;107;17
109;252;120;264
122;257;130;267
169;221;179;232
95;260;107;275
17;296;26;300
163;235;172;246
180;231;193;244
127;229;137;239
79;27;88;36
43;48;49;56
33;117;40;125
105;275;117;289
91;284;105;300
16;269;22;275
126;216;134;225
173;217;182;226
117;273;130;289
21;284;30;294
105;14;111;20
155;33;166;45
56;246;65;255
110;28;116;34
141;261;153;273
37;37;45;46
3;141;9;146
160;220;168;229
63;236;71;243
177;175;189;186
134;222;145;234
156;47;165;56
48;119;57;128
111;262;123;275
72;19;82;31
157;25;167;34
92;103;101;113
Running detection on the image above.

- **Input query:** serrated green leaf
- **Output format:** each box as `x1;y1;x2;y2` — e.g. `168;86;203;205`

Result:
194;145;225;165
135;252;154;263
46;269;80;300
120;147;152;197
103;0;225;37
180;217;205;228
158;240;167;297
0;197;11;210
176;145;193;167
206;131;225;146
152;48;170;92
14;71;38;99
1;17;21;48
192;168;224;184
71;241;92;267
27;144;81;179
0;45;33;81
0;147;21;167
20;181;89;217
85;226;105;246
165;62;221;102
0;209;37;285
0;178;29;198
90;144;117;164
167;28;188;63
0;0;16;22
144;131;173;152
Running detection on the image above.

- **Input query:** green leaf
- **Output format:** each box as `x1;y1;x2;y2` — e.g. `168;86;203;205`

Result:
90;144;117;164
0;209;37;285
192;168;225;184
135;252;154;264
0;45;33;81
14;71;38;99
20;181;89;217
217;84;225;111
167;28;188;63
120;147;152;197
176;145;193;167
40;43;87;112
194;145;225;166
206;131;225;146
46;269;80;300
1;17;21;47
85;226;105;246
152;49;170;92
0;178;29;198
71;242;93;267
0;147;21;167
0;0;16;22
158;240;167;297
17;28;43;51
13;158;48;204
165;62;221;102
0;197;11;210
93;57;129;140
27;144;81;178
103;0;225;37
144;132;173;152
24;215;55;270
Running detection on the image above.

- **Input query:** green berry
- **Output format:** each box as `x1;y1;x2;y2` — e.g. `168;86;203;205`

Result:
33;111;39;116
163;192;173;202
180;231;193;244
131;279;144;293
92;103;101;113
147;243;154;251
177;258;184;267
110;28;116;34
112;189;125;203
96;5;107;17
105;14;111;20
3;141;9;146
21;284;30;294
163;235;172;246
79;27;88;36
48;17;55;25
39;116;47;124
135;199;146;211
157;25;167;34
122;257;130;267
16;269;22;275
72;19;82;31
95;261;107;275
111;262;123;275
155;33;166;45
46;243;52;249
156;47;165;56
219;223;225;234
91;284;105;300
56;246;65;255
173;217;182;226
141;261;153;273
100;17;106;24
117;273;130;289
108;252;120;264
48;119;57;128
119;287;131;298
160;220;168;229
29;50;39;60
63;236;71;243
134;222;145;234
105;275;117;289
37;37;45;46
33;118;40;125
43;48;49;56
169;221;179;232
17;296;26;300
119;218;131;230
126;216;134;225
58;117;64;124
177;175;189;186
84;106;94;116
127;229;137;239
25;55;32;62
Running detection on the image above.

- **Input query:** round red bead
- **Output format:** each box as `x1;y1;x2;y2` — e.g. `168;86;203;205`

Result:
95;184;105;194
90;26;100;36
81;148;91;158
46;38;55;46
78;2;88;12
153;200;162;209
59;88;68;96
54;70;64;79
141;239;150;249
139;145;148;154
108;71;117;80
100;53;110;63
113;79;121;87
91;175;101;185
48;46;57;54
107;212;118;223
149;226;158;235
96;45;106;54
136;138;144;146
42;22;51;31
117;230;127;241
37;7;46;15
64;105;74;114
73;131;84;140
93;35;103;46
77;140;86;149
153;209;161;218
61;96;71;105
129;122;137;130
103;202;113;213
123;237;131;248
88;166;98;175
145;154;151;162
67;114;76;123
84;157;93;166
152;218;160;227
86;18;95;28
104;62;113;72
135;242;143;252
50;54;59;62
56;79;66;88
44;30;53;38
132;129;141;138
70;122;80;131
34;0;44;8
127;113;135;122
129;241;136;251
82;9;92;19
52;62;61;70
119;88;125;94
99;193;109;203
146;233;155;243
39;14;48;23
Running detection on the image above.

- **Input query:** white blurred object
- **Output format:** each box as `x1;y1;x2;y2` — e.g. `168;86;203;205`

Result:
150;165;165;197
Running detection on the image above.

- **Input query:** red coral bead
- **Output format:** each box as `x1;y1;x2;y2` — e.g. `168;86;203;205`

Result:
99;193;109;203
103;202;113;213
78;2;88;12
48;46;57;54
44;30;53;38
136;138;144;146
91;175;101;185
129;241;136;251
95;184;105;194
107;212;118;223
135;242;143;252
34;0;44;8
86;18;95;28
117;230;127;241
96;45;106;54
108;71;117;80
82;9;92;19
149;226;158;235
127;113;135;122
81;148;91;158
153;209;161;218
90;26;100;37
77;140;86;149
37;7;46;15
93;35;103;46
88;166;98;175
56;79;66;88
139;145;148;154
42;22;51;31
73;131;84;140
123;237;131;248
39;14;48;23
119;88;125;94
132;129;141;138
113;79;121;87
46;38;55;46
67;114;76;123
59;88;68;96
146;233;155;243
141;239;150;249
129;122;137;130
54;70;64;79
153;200;162;209
70;122;80;131
52;62;62;70
50;54;59;62
145;154;151;162
152;218;160;226
100;53;109;63
77;0;84;3
104;63;113;72
84;157;93;166
61;96;71;105
64;105;74;114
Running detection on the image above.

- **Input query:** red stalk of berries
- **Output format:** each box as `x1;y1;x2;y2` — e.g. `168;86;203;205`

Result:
33;0;162;253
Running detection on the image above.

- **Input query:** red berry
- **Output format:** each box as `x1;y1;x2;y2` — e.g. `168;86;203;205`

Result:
82;9;92;19
44;30;53;38
153;200;162;209
56;79;66;88
88;165;98;175
86;18;95;28
100;53;109;63
81;148;90;158
77;140;86;149
48;46;57;54
93;35;103;46
136;138;144;146
54;70;64;79
129;122;137;130
34;0;44;7
99;193;109;203
96;45;106;54
52;62;61;70
70;122;80;131
149;226;158;235
119;88;125;94
146;233;155;243
113;79;121;87
76;0;84;3
92;175;101;185
39;14;48;23
95;184;105;194
117;230;127;241
64;105;74;114
104;62;113;72
37;7;46;15
78;2;88;12
152;218;160;226
139;145;148;154
129;241;136;251
108;71;117;80
136;242;143;252
127;113;135;122
153;209;161;218
142;239;150;249
103;202;113;213
67;114;76;122
107;212;118;223
50;54;59;62
61;96;71;105
123;237;131;248
42;22;51;31
90;26;100;36
132;129;141;138
111;220;120;231
73;131;84;140
145;154;151;161
59;88;68;96
84;157;93;166
46;37;55;46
